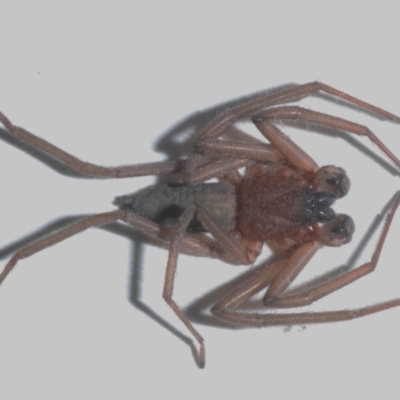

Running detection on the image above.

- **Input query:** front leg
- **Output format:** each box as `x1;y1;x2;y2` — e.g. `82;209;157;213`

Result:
211;241;319;321
162;204;252;368
185;82;400;183
254;105;400;170
212;191;400;328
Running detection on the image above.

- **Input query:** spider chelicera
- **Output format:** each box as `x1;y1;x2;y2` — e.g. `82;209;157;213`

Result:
0;82;399;368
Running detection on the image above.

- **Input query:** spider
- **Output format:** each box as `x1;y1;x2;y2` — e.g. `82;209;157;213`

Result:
0;82;399;368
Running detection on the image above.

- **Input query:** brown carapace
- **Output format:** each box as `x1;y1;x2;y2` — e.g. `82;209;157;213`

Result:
0;82;399;368
236;163;352;245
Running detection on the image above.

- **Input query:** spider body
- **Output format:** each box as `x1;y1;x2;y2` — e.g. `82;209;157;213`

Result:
117;159;352;254
1;82;400;368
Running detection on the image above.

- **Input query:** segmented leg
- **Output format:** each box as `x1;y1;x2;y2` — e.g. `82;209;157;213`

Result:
199;82;400;143
162;204;256;367
186;82;400;182
163;205;206;367
255;105;400;170
0;210;219;286
0;111;182;178
212;191;400;327
266;191;400;308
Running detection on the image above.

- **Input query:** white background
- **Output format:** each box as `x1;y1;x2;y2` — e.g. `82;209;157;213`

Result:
0;2;399;399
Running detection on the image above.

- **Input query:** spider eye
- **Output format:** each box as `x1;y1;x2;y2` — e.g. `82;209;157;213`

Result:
314;165;350;198
317;214;355;246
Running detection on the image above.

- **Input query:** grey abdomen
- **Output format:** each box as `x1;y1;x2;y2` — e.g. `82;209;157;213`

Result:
115;182;236;231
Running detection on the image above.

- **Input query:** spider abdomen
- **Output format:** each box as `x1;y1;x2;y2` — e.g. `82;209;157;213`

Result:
115;182;236;232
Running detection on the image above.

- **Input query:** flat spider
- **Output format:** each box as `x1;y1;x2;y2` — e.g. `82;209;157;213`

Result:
0;82;399;368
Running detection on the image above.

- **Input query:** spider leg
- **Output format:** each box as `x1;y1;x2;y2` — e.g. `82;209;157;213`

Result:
199;82;400;143
255;105;400;170
186;127;270;183
263;242;320;299
186;82;400;182
268;191;400;308
196;207;250;265
212;191;400;328
0;211;124;285
215;298;400;327
163;205;206;367
0;111;182;178
211;242;319;320
196;140;285;163
190;158;253;184
0;210;219;286
252;118;318;172
162;204;257;367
